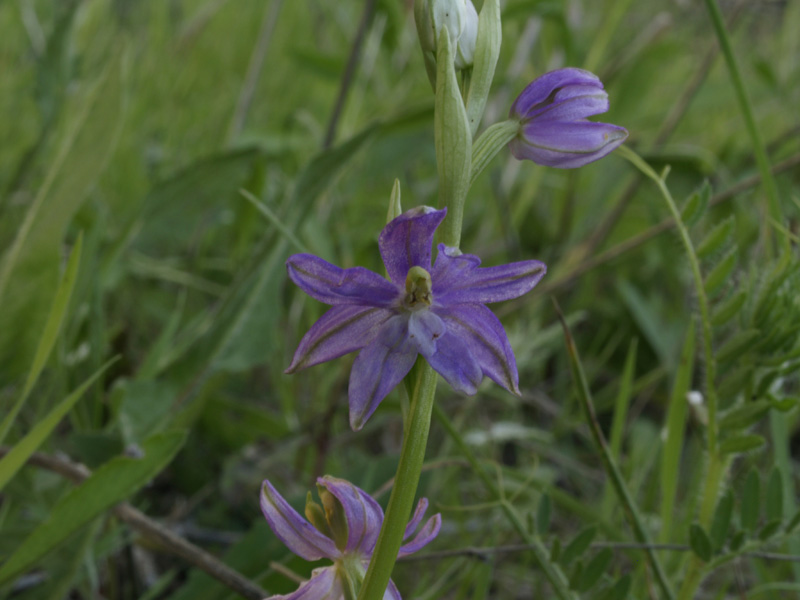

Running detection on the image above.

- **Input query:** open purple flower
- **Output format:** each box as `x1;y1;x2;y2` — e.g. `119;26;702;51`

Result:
509;67;628;168
285;206;546;430
260;476;441;599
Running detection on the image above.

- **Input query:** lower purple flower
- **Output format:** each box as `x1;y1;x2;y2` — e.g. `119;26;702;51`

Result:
285;207;546;430
260;476;441;600
509;67;628;168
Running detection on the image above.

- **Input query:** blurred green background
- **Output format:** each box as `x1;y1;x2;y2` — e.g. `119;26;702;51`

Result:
1;0;799;598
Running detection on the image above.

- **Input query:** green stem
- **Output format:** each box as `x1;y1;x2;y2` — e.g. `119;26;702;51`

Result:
357;363;438;600
433;404;577;600
556;307;675;600
702;0;785;251
470;119;520;188
618;146;718;452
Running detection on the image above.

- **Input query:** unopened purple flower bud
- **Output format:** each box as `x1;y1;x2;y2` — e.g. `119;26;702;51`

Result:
509;68;628;169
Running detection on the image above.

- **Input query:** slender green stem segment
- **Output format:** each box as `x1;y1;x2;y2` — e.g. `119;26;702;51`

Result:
702;0;784;250
433;404;577;600
555;302;675;600
357;363;438;600
618;146;718;452
470;119;520;188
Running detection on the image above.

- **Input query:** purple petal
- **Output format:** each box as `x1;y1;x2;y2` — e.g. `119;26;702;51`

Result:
318;476;385;554
348;316;418;430
398;513;442;557
287;254;399;306
286;305;395;373
407;310;446;356
438;304;520;395
379;207;447;285
510;68;602;119
403;498;429;540
260;481;340;561
528;87;609;123
384;579;403;600
510;120;628;169
422;330;482;395
432;244;546;305
266;567;342;600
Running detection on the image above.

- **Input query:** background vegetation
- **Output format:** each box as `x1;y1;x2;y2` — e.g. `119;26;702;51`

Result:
0;0;798;598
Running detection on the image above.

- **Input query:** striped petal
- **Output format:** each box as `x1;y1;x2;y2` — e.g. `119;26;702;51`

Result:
287;254;399;306
319;476;384;554
348;316;417;430
422;330;482;395
286;305;395;373
266;567;342;600
438;304;519;394
398;512;442;557
379;207;447;285
260;480;340;561
403;498;430;540
432;244;546;305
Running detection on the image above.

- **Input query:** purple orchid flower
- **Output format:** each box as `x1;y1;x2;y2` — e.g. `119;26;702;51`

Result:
509;67;628;168
285;206;546;430
260;476;441;599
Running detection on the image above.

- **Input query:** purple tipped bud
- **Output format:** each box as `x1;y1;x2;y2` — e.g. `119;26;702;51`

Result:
509;68;628;169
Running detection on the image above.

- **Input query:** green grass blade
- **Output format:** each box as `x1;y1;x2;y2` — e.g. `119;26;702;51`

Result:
0;430;186;584
0;356;118;492
659;322;696;542
0;234;83;445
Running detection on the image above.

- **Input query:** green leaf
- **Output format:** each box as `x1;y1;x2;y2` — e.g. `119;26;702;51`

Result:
729;530;745;551
719;434;766;455
740;468;760;532
601;574;632;600
704;249;737;296
466;0;501;136
689;523;713;561
0;357;117;492
536;493;551;535
716;329;761;364
0;53;126;378
560;527;597;566
659;322;694;542
697;216;734;258
759;520;781;540
0;234;83;445
785;509;800;533
766;467;784;522
718;400;771;430
117;379;177;446
577;548;613;592
711;290;747;326
0;430;186;584
709;491;734;551
550;536;561;563
681;180;711;227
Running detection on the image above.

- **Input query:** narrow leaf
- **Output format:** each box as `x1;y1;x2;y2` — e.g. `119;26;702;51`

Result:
577;549;613;592
711;290;747;326
740;468;760;532
716;329;761;364
718;400;771;430
697;216;734;258
719;434;765;455
0;357;117;492
0;430;186;584
602;574;632;600
704;249;737;296
681;180;710;228
560;527;597;566
0;235;83;445
689;523;713;561
536;494;551;535
766;467;784;522
709;491;734;551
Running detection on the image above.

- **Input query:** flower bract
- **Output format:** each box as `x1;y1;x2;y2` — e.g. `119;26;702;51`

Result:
286;206;546;430
509;67;628;168
260;476;441;599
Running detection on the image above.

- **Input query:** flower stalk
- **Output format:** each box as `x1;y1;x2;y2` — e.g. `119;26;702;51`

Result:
357;361;438;600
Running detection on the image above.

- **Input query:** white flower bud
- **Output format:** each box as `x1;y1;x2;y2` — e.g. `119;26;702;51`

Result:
415;0;478;70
